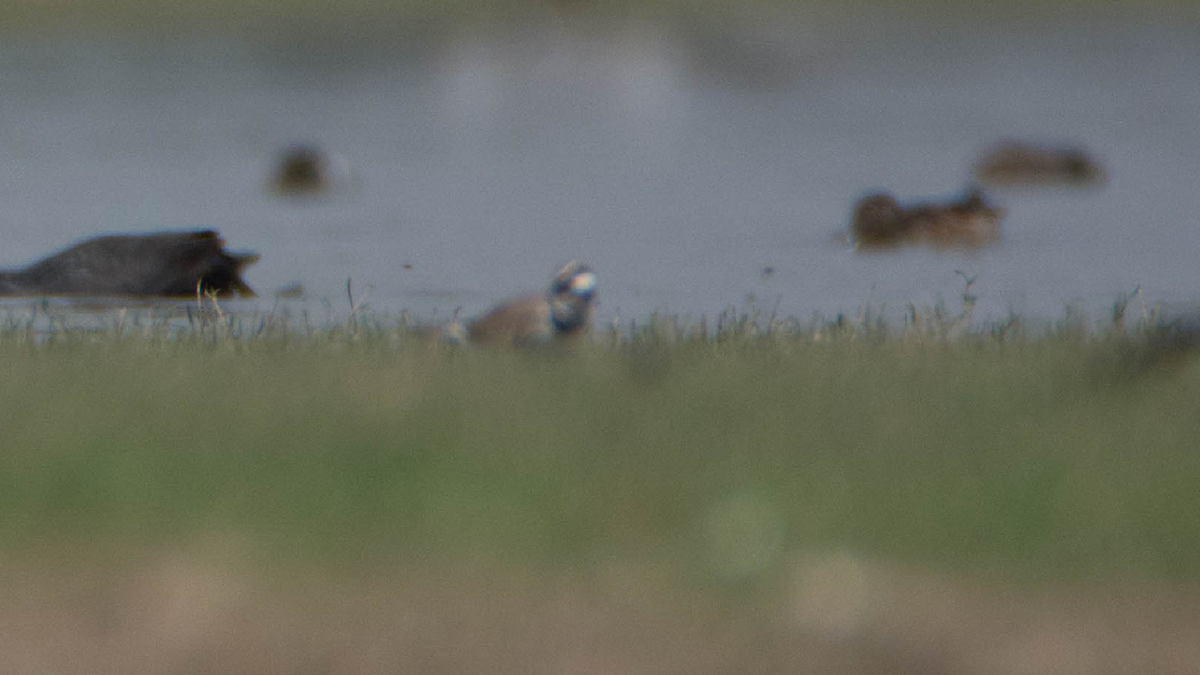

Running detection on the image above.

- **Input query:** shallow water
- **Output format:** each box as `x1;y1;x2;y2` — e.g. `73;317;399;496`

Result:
1;14;1198;328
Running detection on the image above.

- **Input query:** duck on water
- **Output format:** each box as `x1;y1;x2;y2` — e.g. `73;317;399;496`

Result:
974;140;1106;188
0;230;258;298
850;188;1005;251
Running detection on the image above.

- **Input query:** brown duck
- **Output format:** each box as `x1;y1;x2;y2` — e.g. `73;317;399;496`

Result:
974;141;1105;187
271;144;353;195
0;230;258;298
850;188;1004;250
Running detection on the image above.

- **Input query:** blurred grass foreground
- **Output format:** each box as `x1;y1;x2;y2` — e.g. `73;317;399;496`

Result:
1;302;1199;673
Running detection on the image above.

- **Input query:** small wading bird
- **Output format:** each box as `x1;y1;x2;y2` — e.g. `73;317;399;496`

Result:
0;230;258;298
850;188;1004;250
974;141;1106;187
444;261;597;346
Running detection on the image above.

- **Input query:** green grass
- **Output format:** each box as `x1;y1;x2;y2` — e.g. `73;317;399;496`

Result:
2;305;1199;592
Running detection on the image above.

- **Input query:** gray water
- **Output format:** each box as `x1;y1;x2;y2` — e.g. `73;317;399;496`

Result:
1;15;1198;328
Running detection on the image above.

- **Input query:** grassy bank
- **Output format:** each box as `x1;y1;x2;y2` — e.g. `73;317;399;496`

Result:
2;306;1198;590
2;308;1198;674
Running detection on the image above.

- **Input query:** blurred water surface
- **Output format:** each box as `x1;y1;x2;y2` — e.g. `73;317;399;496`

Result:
1;15;1197;326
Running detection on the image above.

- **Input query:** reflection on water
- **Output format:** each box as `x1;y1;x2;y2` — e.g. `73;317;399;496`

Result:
1;15;1198;327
